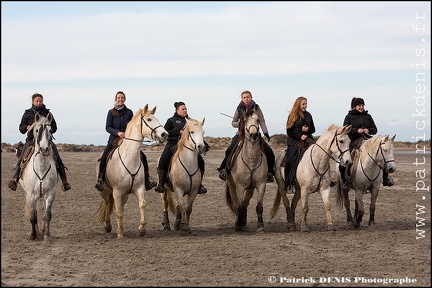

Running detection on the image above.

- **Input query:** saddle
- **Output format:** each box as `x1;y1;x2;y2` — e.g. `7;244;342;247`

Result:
18;144;35;178
285;138;316;189
226;139;244;171
344;148;361;182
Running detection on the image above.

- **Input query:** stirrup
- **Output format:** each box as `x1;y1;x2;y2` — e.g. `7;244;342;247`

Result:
342;181;350;191
8;179;18;191
218;168;227;181
95;179;104;191
330;180;337;187
146;177;157;190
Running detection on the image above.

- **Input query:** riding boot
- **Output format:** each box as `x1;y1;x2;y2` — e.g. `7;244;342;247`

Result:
383;171;394;187
197;169;207;194
339;165;350;191
57;161;71;191
154;168;166;193
141;152;157;191
8;164;21;191
95;171;104;191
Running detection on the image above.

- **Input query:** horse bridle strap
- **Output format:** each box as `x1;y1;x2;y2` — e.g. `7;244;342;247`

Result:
124;114;163;143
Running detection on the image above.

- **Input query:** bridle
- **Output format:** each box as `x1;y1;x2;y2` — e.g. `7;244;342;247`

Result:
360;138;395;183
124;114;163;143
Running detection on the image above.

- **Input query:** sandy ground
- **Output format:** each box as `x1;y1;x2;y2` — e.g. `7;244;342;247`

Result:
1;148;431;287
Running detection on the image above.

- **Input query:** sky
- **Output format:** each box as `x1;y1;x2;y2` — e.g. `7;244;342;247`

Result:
1;1;431;146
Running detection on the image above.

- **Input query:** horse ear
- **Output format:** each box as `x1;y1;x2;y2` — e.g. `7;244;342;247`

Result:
391;134;396;141
151;106;157;115
344;125;352;133
35;112;41;122
201;117;205;126
143;104;149;113
46;112;53;123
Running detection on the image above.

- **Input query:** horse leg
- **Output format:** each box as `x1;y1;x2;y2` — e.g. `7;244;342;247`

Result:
320;188;335;231
42;196;55;239
174;205;182;231
235;205;246;231
368;187;379;226
136;188;147;237
353;191;364;229
162;210;171;230
290;188;301;229
343;188;353;223
113;192;128;238
28;200;39;240
256;202;264;233
180;205;192;235
300;191;310;232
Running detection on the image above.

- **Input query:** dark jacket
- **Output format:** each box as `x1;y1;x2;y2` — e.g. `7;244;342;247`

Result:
286;111;315;146
105;105;134;144
164;113;188;144
19;104;57;143
343;109;377;142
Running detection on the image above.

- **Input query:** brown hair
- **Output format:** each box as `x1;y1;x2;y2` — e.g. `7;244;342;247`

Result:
286;96;307;129
32;93;43;101
115;91;126;100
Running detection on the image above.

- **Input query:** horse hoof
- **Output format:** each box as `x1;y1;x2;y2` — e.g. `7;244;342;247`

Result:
301;226;310;233
287;222;296;232
327;224;336;231
104;223;112;233
256;226;265;234
180;223;191;235
138;229;146;237
162;224;171;231
174;219;181;231
28;234;37;241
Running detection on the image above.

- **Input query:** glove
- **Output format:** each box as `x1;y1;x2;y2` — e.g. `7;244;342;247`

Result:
264;133;270;142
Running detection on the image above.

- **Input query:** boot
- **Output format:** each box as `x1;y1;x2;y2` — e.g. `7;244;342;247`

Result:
8;166;20;191
198;185;207;194
339;165;350;191
154;168;166;193
57;162;71;191
217;168;227;181
95;171;104;191
383;171;394;187
267;172;274;183
145;172;157;191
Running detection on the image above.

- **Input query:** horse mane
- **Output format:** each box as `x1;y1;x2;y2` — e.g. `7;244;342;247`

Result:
326;124;339;132
238;107;255;140
174;118;200;155
361;135;382;152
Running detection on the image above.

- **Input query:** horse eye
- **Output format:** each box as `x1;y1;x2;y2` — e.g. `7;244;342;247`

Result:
146;118;152;122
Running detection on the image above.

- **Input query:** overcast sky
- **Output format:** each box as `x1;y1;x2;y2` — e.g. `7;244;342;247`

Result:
1;1;430;145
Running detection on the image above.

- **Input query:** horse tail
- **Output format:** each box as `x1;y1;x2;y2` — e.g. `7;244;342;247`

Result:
335;178;344;209
269;192;281;220
95;196;114;223
166;191;176;215
225;184;236;215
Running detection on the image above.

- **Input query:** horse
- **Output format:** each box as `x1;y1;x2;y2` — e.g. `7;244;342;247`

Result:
96;104;168;238
19;112;57;240
335;134;397;228
161;118;206;235
270;124;353;232
225;107;268;233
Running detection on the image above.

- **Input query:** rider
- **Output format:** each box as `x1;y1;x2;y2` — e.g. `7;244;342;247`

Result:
154;101;208;194
285;96;316;191
217;90;275;182
95;91;156;191
8;93;71;192
339;97;394;190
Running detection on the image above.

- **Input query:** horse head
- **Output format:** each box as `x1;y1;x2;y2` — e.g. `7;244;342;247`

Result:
140;104;168;144
181;118;206;154
242;108;260;142
331;124;352;167
33;112;53;157
379;134;397;173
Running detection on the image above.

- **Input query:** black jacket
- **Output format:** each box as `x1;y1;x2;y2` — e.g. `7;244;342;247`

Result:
105;105;134;144
286;111;315;146
19;104;57;142
343;109;377;141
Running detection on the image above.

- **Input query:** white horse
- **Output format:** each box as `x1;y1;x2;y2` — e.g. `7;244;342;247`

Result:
161;118;206;235
96;105;168;238
20;112;57;240
270;124;352;232
336;134;397;228
225;107;268;233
